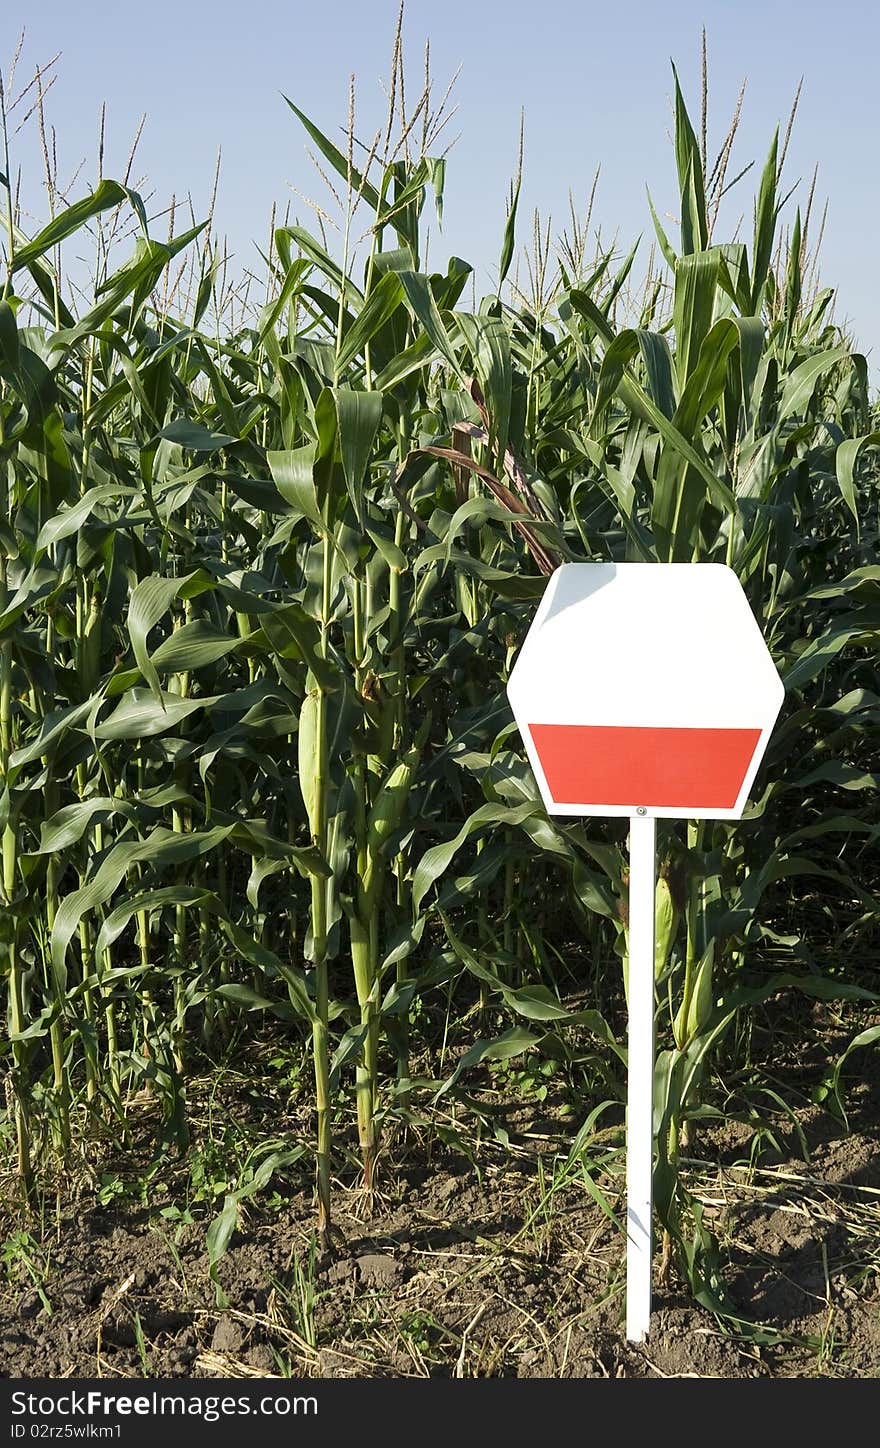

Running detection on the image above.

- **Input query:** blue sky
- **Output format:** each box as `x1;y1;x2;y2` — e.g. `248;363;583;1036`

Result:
2;0;877;371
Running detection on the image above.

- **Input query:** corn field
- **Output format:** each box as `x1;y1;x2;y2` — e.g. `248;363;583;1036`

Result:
1;24;879;1345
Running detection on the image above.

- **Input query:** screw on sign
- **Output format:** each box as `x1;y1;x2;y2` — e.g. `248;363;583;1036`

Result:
507;562;784;1342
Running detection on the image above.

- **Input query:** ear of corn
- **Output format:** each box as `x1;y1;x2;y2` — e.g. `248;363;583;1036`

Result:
653;874;679;981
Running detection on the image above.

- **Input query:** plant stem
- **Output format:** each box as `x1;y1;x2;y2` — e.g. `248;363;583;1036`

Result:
388;436;411;1102
311;530;333;1243
0;465;30;1193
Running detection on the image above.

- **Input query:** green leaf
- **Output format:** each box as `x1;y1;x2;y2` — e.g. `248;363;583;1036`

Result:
672;66;708;254
0;299;19;368
750;129;779;313
51;825;235;989
335;270;404;374
95;688;211;740
221;923;317;1024
435;1026;539;1100
835;432;879;524
158;419;237;452
267;445;323;530
255;600;334;688
413;800;545;915
567;290;735;510
150;619;243;673
652;316;740;557
11;179;128;271
372;331;436;391
9;701;93;774
332;388;383;521
128;573;199;700
783;622;872;692
637;330;676;419
592;328;639;424
29;797;134;854
498;171;521;286
646;187;677;269
457;312;512;460
366;526;406;570
50;226;206;348
35;485;137;551
672;249;718;386
831;1024;880;1126
95;885;224;957
778;348;849;421
399;270;465;383
276;226;364;306
206;1195;239;1266
284;99;380;214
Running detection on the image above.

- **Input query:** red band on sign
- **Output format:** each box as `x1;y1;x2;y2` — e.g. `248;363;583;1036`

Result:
528;724;763;810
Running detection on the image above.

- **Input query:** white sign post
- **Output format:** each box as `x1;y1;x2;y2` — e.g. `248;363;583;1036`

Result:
507;563;784;1342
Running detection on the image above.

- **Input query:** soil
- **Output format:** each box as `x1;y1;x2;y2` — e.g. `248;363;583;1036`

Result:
2;1025;879;1381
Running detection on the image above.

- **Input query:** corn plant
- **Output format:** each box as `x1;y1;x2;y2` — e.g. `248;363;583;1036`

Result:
1;24;878;1328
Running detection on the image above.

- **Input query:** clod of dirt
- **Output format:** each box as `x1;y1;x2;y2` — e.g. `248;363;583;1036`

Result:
101;1311;138;1348
356;1253;398;1285
143;1309;189;1333
59;1274;102;1310
17;1290;43;1320
644;1309;744;1377
167;1346;197;1372
816;1136;880;1188
211;1315;246;1354
762;1209;813;1253
247;1343;276;1372
327;1258;356;1286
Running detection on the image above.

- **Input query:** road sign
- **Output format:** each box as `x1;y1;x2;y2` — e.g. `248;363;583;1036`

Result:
507;561;784;820
507;562;785;1342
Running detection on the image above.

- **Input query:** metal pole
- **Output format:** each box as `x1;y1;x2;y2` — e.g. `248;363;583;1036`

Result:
626;810;656;1342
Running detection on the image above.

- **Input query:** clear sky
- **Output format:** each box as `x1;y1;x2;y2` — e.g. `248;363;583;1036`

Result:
2;0;877;373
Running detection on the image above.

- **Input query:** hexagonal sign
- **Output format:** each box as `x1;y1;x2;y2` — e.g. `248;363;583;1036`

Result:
507;562;784;820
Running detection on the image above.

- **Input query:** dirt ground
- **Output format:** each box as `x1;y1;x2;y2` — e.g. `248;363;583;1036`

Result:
2;1012;879;1381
